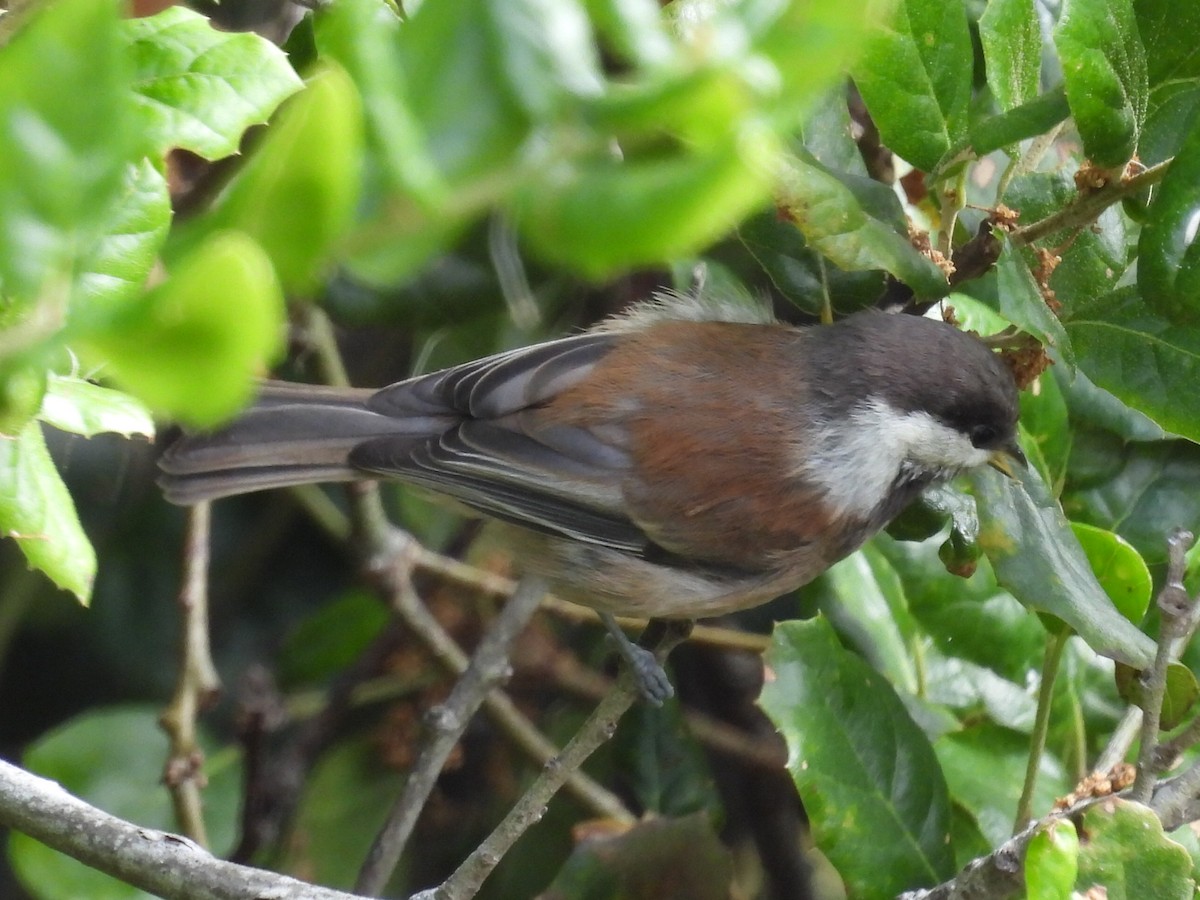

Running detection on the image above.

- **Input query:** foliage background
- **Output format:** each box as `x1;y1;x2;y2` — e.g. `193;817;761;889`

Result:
2;0;1200;897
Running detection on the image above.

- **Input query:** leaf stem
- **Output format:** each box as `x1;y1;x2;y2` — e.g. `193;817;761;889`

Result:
1013;624;1070;834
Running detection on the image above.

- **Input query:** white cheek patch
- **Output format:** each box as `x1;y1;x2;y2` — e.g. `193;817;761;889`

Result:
797;399;991;519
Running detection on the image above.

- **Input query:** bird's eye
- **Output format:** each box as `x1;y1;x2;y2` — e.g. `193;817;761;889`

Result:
970;424;998;448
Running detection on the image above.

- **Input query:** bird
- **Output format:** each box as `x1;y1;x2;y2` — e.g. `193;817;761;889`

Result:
159;293;1024;702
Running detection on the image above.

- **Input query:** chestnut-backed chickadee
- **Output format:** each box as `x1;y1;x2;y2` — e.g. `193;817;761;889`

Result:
160;295;1024;701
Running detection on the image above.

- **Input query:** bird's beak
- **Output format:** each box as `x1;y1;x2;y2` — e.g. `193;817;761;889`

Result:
987;440;1027;479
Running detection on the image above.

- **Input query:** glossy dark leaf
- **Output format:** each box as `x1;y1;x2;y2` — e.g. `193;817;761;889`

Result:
1063;286;1200;444
761;617;955;897
1134;0;1200;86
1138;111;1200;324
966;464;1155;668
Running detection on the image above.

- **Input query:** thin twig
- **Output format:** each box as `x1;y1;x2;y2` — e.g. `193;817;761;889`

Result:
1130;528;1196;802
159;502;221;846
425;623;692;900
355;575;547;895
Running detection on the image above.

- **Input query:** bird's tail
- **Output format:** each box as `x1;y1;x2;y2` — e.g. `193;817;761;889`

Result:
157;381;438;505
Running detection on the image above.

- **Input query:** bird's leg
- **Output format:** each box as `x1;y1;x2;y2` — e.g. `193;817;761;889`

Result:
598;613;688;705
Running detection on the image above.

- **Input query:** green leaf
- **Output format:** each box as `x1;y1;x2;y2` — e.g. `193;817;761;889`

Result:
851;0;973;171
776;150;950;298
38;375;155;440
123;5;303;160
761;617;955;897
1065;437;1200;567
1075;799;1193;898
83;231;284;427
978;0;1042;112
1069;522;1152;624
1134;0;1200;86
966;464;1156;668
1138;111;1200;325
0;0;133;300
180;65;363;293
72;160;171;319
818;546;919;694
935;725;1068;846
969;88;1072;157
994;240;1074;365
512;131;776;277
11;705;242;898
1025;819;1080;900
0;420;95;603
1054;0;1148;168
313;0;446;209
1063;286;1200;443
0;362;48;436
1141;80;1200;166
544;814;733;899
1021;367;1073;494
486;0;604;118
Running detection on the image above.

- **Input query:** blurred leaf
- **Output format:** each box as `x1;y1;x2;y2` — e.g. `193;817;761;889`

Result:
735;210;885;316
123;5;303;160
279;590;389;686
513;131;776;277
181;65;363;292
978;0;1041;112
935;725;1068;847
966;465;1155;668
1054;0;1148;168
818;546;919;693
11;705;242;899
1069;522;1152;624
0;362;48;436
1117;662;1200;731
1075;799;1193;897
614;699;719;818
1025;819;1080;900
0;420;94;603
542;814;732;900
1140;80;1200;166
313;0;446;209
761;617;955;896
1063;286;1200;443
1138;112;1200;325
878;535;1048;679
39;375;155;440
922;655;1037;732
284;739;403;889
83;231;284;427
851;0;973;172
0;0;133;301
487;0;603;118
1133;0;1200;86
71;160;171;319
1065;436;1200;566
776;150;949;298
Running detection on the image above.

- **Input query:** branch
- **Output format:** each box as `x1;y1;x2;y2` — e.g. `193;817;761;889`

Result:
425;621;693;900
0;759;364;900
355;575;547;895
1009;159;1171;247
159;501;221;845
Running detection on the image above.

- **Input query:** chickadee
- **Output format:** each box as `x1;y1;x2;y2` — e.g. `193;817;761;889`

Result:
160;296;1024;702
